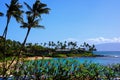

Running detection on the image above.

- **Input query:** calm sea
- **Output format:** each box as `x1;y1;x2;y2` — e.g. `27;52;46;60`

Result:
73;51;120;65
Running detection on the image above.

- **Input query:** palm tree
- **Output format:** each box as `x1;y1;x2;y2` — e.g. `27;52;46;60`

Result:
2;0;23;38
51;41;56;49
21;0;50;47
89;44;96;52
63;41;67;49
48;41;52;48
6;0;50;73
57;41;61;49
1;0;23;77
13;0;50;68
43;42;47;47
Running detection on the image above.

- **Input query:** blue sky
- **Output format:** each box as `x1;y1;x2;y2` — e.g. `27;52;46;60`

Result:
0;0;120;44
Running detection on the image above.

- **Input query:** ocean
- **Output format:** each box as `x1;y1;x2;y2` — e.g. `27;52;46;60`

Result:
73;51;120;65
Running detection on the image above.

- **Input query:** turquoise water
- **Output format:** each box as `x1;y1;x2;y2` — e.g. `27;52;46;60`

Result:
73;51;120;65
53;51;120;65
94;51;120;57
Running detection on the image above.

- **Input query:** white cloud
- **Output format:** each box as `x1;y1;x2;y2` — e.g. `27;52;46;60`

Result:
87;37;120;44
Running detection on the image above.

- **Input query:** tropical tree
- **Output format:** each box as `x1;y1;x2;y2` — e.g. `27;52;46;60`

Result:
89;44;97;52
51;41;56;49
1;0;23;77
12;0;50;70
21;0;50;47
57;41;60;49
2;0;23;38
43;42;47;47
48;41;52;48
0;0;50;77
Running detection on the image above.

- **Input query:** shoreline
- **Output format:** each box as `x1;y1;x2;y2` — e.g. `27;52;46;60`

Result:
24;56;52;60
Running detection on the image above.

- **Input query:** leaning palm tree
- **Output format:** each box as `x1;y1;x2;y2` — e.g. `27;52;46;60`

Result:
13;0;50;70
1;0;23;77
2;0;23;64
2;0;23;38
21;0;50;47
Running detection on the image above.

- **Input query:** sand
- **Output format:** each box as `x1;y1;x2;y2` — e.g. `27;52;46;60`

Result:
24;56;52;60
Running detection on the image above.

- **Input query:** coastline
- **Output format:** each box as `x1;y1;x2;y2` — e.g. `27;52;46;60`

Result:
24;56;52;60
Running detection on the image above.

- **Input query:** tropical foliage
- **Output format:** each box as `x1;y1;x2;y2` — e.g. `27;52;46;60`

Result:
0;37;21;57
2;0;23;38
0;0;50;77
0;0;119;79
0;38;96;58
0;0;23;77
7;59;120;80
21;0;50;46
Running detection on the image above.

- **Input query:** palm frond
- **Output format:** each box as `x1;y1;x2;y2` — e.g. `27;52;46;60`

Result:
20;22;28;28
0;12;4;16
38;8;50;14
40;3;47;7
33;19;39;25
16;3;22;8
5;0;23;23
13;14;23;22
32;19;44;28
26;11;32;15
28;15;33;23
11;0;18;5
33;0;50;14
5;3;10;8
24;2;33;11
33;25;45;29
33;0;40;12
21;0;50;29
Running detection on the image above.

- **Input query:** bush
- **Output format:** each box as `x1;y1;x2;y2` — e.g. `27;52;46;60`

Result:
9;59;120;80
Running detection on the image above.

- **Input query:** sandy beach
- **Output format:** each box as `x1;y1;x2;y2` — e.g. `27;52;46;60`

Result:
0;56;52;66
24;56;52;60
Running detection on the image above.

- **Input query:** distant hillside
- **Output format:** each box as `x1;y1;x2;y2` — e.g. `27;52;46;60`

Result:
95;43;120;51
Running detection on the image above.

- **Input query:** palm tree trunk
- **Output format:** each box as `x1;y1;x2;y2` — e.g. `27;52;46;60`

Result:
2;16;11;78
6;28;31;76
14;27;31;69
22;28;31;46
2;16;11;38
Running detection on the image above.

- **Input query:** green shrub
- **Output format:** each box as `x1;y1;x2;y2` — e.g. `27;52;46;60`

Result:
9;59;120;80
52;54;67;58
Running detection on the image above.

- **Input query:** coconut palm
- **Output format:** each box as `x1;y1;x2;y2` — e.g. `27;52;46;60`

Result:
89;44;96;52
1;0;23;77
51;41;56;49
2;0;23;38
21;0;50;46
13;0;50;70
43;42;47;47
